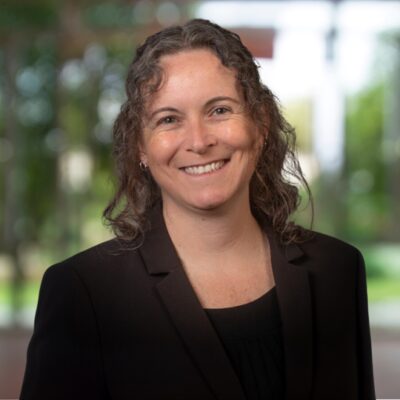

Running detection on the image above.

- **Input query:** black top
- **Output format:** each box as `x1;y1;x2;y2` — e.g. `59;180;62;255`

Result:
204;287;285;400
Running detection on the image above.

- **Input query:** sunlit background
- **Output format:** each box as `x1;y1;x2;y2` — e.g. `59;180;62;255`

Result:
0;0;399;398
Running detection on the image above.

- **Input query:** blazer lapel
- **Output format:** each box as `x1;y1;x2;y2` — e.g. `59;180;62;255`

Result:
265;224;313;400
139;205;247;400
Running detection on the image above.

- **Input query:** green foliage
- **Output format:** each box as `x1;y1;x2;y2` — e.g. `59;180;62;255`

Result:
83;3;136;29
0;2;58;30
344;83;388;241
366;278;400;302
0;2;133;256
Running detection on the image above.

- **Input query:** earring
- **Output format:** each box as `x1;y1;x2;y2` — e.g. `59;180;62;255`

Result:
139;161;148;170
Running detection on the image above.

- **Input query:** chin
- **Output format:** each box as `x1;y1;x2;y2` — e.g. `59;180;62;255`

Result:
186;192;232;212
192;202;224;212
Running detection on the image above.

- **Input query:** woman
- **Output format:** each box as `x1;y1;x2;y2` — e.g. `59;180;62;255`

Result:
20;19;375;400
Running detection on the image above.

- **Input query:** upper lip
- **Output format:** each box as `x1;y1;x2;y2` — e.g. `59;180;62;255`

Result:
179;159;228;169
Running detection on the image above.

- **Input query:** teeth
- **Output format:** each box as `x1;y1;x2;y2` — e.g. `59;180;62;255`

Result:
184;160;225;175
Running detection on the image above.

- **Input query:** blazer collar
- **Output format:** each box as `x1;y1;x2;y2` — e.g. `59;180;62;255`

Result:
264;221;313;400
139;204;313;400
139;203;181;275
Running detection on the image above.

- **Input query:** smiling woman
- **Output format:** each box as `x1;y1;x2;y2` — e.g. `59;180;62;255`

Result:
20;19;375;400
104;20;310;245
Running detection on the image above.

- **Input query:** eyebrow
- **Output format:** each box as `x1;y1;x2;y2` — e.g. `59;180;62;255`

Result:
147;107;180;121
147;96;241;121
204;96;241;108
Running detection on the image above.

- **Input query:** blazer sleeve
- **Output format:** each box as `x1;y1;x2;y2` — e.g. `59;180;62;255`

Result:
20;263;109;400
355;251;376;400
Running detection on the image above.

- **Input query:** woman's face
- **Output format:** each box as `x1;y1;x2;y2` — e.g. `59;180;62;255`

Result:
140;49;263;214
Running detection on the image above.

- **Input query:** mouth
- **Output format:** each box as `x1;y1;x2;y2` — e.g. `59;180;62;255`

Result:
181;159;228;176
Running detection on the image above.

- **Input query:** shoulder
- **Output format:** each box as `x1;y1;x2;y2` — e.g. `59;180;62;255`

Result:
43;237;144;287
302;230;361;255
294;230;364;272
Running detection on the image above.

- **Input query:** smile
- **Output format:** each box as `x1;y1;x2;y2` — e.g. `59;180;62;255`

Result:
182;160;227;176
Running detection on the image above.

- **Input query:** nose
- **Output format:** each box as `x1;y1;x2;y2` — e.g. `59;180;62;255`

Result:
186;118;217;154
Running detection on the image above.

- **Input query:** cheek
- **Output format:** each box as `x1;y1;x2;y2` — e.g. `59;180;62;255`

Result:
224;122;261;156
144;134;179;165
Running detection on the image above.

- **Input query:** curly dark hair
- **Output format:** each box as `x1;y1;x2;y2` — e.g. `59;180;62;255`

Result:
103;18;313;244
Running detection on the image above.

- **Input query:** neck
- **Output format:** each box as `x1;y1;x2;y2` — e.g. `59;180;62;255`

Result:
162;197;262;260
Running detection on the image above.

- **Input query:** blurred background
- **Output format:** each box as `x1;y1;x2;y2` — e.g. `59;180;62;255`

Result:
0;0;399;398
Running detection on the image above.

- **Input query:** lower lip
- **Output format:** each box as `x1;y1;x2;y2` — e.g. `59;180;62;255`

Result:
181;160;229;177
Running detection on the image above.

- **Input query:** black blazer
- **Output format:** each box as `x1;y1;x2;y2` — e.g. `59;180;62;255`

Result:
20;205;375;400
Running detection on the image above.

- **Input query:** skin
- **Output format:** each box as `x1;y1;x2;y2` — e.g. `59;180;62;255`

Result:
140;49;274;308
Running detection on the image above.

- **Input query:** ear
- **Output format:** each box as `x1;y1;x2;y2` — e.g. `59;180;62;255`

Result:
138;142;148;166
254;124;266;153
252;117;268;162
140;153;148;165
257;108;269;149
257;130;266;148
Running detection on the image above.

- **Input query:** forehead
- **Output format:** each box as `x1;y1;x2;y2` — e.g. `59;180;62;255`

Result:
160;48;228;74
146;49;240;108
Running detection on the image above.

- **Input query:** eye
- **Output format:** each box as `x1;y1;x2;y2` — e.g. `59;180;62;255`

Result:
212;106;230;116
158;115;178;126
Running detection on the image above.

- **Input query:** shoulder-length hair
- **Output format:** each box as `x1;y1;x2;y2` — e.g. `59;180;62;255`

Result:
103;18;312;244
